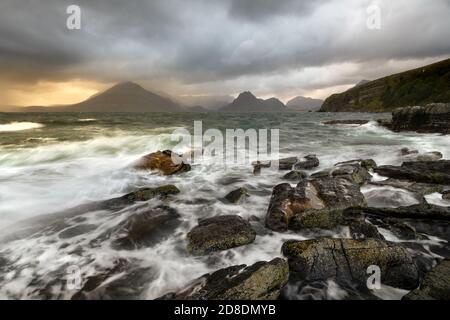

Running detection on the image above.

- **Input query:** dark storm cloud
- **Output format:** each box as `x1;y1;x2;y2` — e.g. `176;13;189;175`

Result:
0;0;449;98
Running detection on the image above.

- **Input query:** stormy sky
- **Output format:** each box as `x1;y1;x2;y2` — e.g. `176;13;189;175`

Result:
1;0;449;106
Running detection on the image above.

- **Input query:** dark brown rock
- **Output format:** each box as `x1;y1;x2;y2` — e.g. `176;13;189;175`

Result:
265;176;366;232
133;150;191;175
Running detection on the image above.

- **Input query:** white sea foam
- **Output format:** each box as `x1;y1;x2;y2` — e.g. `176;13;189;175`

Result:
0;122;44;132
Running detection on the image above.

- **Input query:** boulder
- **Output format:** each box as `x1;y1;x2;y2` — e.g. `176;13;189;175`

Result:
374;161;450;184
265;176;366;232
224;187;249;204
133;150;191;175
282;238;419;290
111;206;180;250
278;157;300;170
283;170;308;181
293;155;320;170
187;215;256;255
312;162;372;185
159;258;289;300
390;103;450;134
403;259;450;300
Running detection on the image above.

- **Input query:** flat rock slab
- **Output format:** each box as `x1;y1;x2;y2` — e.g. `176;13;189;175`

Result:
360;204;450;221
282;238;419;290
374;160;450;184
187;215;256;255
159;258;289;300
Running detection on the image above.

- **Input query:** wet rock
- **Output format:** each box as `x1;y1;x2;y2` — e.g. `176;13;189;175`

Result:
360;204;450;221
369;179;444;199
416;152;443;162
312;162;372;185
374;160;450;184
322;120;369;126
360;159;378;171
72;260;155;300
58;224;97;239
283;170;308;181
103;185;180;209
400;147;419;156
133;150;191;175
389;103;450;134
187;215;256;255
111;206;180;250
403;259;450;300
266;176;366;232
383;218;417;240
224;187;249;204
279;157;300;170
159;258;289;300
442;190;450;200
293;155;320;170
349;220;384;240
282;238;419;290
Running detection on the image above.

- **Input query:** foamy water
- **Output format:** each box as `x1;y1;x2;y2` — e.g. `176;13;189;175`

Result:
0;122;44;132
0;113;448;300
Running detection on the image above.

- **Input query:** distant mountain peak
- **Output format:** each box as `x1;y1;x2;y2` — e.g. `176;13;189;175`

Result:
286;96;323;112
220;91;285;113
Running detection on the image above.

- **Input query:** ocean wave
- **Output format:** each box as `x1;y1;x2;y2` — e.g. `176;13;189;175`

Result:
0;122;44;132
78;118;97;122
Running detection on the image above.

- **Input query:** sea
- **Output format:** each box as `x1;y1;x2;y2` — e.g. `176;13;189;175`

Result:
0;112;449;299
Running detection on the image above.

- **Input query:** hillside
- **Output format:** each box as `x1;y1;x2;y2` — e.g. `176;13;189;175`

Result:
320;58;450;112
286;96;323;112
220;91;286;113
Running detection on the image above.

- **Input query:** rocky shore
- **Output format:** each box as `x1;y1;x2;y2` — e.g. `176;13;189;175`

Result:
1;138;449;300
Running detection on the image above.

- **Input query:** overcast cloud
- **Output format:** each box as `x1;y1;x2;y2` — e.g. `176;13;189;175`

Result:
0;0;449;105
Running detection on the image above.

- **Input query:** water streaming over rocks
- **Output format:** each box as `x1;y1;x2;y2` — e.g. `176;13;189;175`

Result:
0;112;449;300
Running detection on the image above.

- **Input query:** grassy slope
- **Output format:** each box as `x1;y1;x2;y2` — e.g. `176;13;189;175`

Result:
320;58;450;112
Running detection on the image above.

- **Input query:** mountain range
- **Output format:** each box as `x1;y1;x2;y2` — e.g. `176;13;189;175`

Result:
219;91;286;113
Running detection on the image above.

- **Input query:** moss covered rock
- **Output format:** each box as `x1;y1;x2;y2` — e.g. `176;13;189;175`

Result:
282;238;419;290
187;215;256;255
403;259;450;300
159;258;289;300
